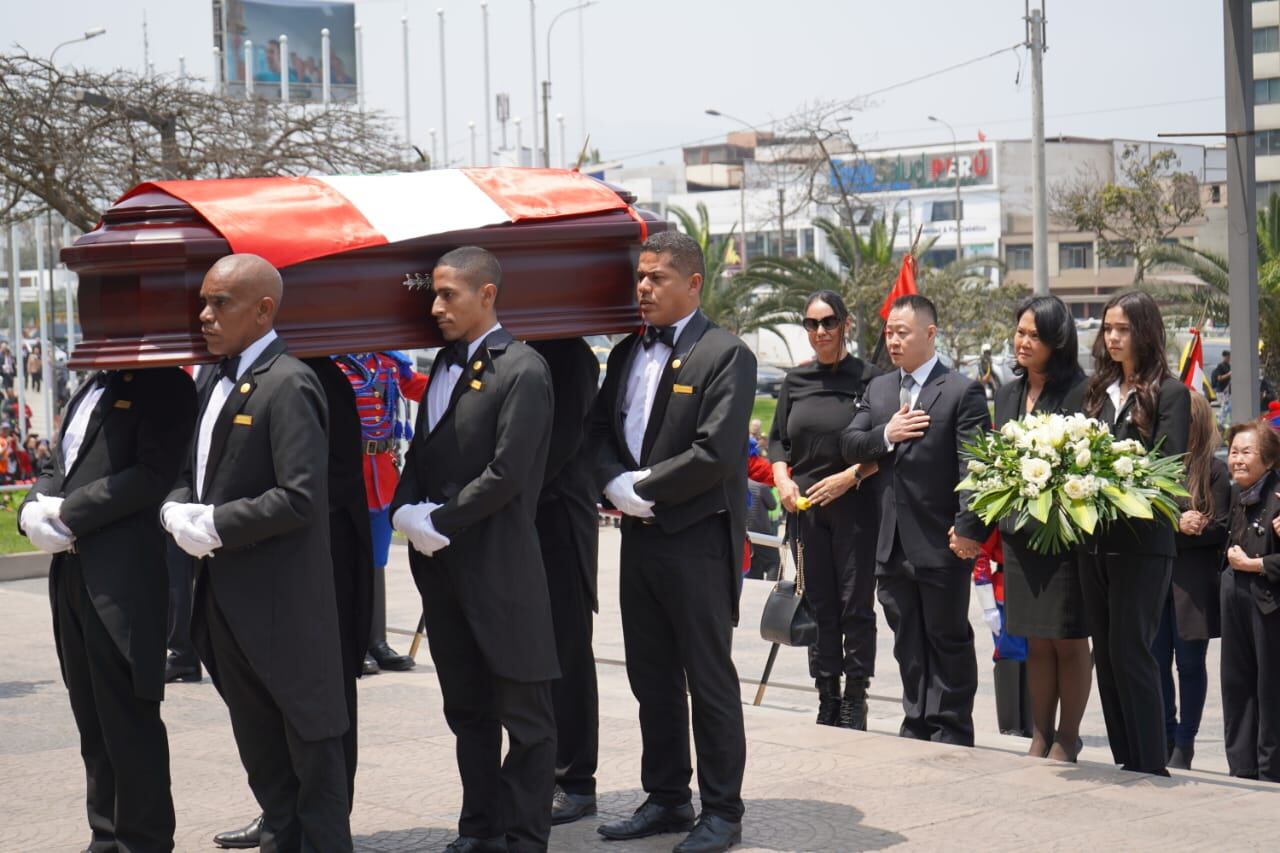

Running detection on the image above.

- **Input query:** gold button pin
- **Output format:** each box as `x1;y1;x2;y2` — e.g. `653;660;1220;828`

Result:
472;360;483;371
123;372;134;382
240;382;251;393
672;358;682;369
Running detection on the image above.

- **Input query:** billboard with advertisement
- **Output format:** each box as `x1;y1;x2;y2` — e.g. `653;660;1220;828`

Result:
830;147;996;195
216;0;357;101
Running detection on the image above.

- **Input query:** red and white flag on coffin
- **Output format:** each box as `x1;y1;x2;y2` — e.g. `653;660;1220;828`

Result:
114;168;634;269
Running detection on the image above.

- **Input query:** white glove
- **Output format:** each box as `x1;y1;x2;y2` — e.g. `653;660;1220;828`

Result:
161;501;220;558
604;470;655;518
392;502;451;556
21;496;74;554
983;607;1003;637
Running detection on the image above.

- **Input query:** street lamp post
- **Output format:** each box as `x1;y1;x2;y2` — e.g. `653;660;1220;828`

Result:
321;28;331;106
438;9;449;168
557;113;566;168
244;38;254;101
279;34;289;104
928;115;963;262
514;117;523;166
529;1;539;165
481;3;493;165
401;16;411;149
469;120;477;167
430;128;438;169
543;2;595;173
705;108;752;267
50;27;106;65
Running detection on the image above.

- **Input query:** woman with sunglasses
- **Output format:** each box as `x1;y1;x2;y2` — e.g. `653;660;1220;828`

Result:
1080;290;1190;776
769;291;882;728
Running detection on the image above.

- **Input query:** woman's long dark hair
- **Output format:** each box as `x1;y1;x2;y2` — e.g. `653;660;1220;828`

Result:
1083;290;1172;439
806;290;850;370
1012;295;1083;390
1184;392;1220;515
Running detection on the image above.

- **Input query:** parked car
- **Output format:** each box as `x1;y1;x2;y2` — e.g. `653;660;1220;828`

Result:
756;363;786;398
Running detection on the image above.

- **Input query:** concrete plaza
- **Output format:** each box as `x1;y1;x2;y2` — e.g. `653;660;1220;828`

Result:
0;526;1274;852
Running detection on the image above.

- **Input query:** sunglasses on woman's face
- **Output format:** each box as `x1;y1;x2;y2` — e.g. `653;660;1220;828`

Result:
803;316;842;332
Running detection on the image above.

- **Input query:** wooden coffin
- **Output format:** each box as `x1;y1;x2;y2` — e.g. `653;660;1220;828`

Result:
63;169;665;370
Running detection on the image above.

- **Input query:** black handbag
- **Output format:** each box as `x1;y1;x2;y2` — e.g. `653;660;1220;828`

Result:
759;528;818;647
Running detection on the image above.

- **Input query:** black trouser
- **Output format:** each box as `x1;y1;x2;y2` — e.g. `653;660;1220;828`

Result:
164;539;199;670
619;516;746;823
793;495;877;681
54;554;175;853
421;568;557;852
328;509;367;808
1079;552;1171;775
202;588;353;853
876;535;977;746
538;500;599;797
1220;568;1280;781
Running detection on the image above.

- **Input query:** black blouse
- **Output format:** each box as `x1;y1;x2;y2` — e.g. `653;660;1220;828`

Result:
769;355;881;491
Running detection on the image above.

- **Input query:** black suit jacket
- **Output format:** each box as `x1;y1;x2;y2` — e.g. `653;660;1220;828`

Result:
391;328;559;682
589;310;757;619
168;337;348;741
1228;468;1280;615
1089;376;1191;557
24;368;197;701
530;338;601;610
840;359;990;568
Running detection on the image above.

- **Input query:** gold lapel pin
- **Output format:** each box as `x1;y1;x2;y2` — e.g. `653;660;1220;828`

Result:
472;360;483;371
672;358;682;370
240;382;251;394
123;372;134;382
470;379;483;390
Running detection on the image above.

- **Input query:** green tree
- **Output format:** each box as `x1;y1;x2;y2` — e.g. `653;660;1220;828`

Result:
917;256;1025;365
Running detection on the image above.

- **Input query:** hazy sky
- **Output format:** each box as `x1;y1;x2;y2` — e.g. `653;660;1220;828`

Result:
6;0;1229;167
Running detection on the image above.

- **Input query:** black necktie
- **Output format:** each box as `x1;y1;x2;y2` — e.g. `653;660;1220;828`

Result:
441;343;467;369
217;358;238;382
642;324;676;350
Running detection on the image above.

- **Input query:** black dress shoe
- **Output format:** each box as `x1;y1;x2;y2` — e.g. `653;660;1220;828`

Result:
363;654;381;676
214;815;262;849
672;815;742;853
598;802;695;841
551;786;597;825
370;641;415;671
164;660;202;683
443;836;507;852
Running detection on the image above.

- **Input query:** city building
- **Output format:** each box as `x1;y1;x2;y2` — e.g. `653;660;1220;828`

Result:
1254;0;1280;203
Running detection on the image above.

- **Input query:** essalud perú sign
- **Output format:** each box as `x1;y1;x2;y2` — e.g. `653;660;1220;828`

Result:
829;148;994;194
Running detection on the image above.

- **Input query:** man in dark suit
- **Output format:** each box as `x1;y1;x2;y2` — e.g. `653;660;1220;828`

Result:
589;230;755;853
840;294;989;747
211;357;375;849
390;246;558;853
162;253;352;852
20;367;196;853
528;337;602;826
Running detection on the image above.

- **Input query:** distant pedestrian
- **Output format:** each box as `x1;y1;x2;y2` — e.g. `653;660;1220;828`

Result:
27;345;41;393
0;343;15;391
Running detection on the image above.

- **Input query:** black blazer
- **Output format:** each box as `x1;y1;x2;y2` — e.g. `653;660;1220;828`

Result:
1088;376;1191;557
590;311;756;619
24;368;197;702
1172;457;1231;639
839;359;990;568
1227;468;1280;615
391;328;559;683
168;337;348;742
304;357;375;680
530;338;601;611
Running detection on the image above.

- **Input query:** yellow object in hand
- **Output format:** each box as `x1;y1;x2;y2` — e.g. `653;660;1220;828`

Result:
795;496;812;511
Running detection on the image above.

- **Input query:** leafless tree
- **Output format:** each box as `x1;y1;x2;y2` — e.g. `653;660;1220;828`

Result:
0;51;416;231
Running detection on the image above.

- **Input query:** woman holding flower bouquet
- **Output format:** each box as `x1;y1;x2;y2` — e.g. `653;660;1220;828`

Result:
1080;291;1190;776
992;296;1092;762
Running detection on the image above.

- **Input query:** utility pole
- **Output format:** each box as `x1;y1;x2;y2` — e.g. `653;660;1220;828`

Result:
1028;1;1050;296
354;22;363;110
402;16;411;150
777;187;786;256
243;38;254;101
7;224;26;441
279;34;289;104
481;3;493;165
529;1;539;166
438;9;449;168
321;28;331;106
1225;0;1260;421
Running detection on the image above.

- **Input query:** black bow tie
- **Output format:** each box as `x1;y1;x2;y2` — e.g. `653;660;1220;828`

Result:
642;324;677;350
441;343;467;369
217;358;238;382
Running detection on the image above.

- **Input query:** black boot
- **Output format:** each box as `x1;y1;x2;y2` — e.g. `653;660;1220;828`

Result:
837;678;868;730
815;676;842;726
1168;741;1195;770
368;570;414;671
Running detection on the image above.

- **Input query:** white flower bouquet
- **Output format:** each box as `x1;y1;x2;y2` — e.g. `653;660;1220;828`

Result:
956;412;1189;555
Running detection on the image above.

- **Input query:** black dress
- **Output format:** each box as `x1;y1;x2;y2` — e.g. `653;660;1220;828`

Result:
992;375;1088;639
1171;458;1230;641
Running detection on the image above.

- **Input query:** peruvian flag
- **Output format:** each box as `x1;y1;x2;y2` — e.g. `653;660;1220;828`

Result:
879;254;919;320
115;168;632;270
1179;327;1216;401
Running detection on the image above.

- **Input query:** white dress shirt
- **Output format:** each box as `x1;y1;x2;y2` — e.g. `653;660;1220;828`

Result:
426;322;502;433
622;310;697;464
883;353;940;451
1104;380;1134;424
61;380;106;472
196;329;278;499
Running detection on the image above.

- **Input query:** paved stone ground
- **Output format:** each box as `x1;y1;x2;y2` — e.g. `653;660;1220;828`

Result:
0;527;1274;852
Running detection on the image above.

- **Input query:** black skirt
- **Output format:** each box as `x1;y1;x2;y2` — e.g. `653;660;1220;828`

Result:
1171;546;1222;640
1002;532;1088;639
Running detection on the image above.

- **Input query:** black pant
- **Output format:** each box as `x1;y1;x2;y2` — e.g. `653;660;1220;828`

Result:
793;495;877;680
328;510;368;808
421;567;557;851
202;588;353;853
538;501;599;797
1079;552;1171;775
165;539;199;669
54;554;175;853
619;517;746;823
876;535;977;746
1220;568;1280;781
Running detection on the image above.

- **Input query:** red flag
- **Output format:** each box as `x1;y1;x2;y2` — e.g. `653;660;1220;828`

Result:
977;129;987;142
880;254;919;320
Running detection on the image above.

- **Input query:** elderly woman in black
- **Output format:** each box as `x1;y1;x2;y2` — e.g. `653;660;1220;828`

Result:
770;291;881;729
992;296;1091;762
1222;419;1280;782
1080;291;1190;776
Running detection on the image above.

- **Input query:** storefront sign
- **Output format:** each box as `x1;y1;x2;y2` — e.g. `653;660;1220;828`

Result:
830;148;994;194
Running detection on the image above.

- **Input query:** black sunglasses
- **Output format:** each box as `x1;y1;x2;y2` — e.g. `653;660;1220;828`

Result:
802;316;842;332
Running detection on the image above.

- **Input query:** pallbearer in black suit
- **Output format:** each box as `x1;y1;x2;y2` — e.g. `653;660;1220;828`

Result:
528;338;602;827
992;296;1091;762
20;367;196;853
590;231;754;853
162;254;353;851
1079;291;1189;777
390;246;559;853
840;294;990;747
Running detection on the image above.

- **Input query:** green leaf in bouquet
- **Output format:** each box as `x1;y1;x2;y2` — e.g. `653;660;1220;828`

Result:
1101;484;1153;519
1028;489;1053;523
1064;499;1098;534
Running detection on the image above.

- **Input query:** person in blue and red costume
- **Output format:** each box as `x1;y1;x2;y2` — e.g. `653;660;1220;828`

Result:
334;351;428;675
